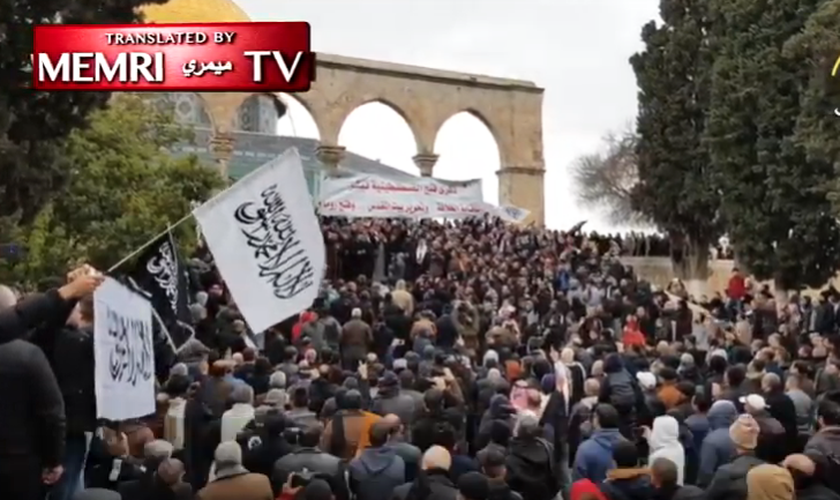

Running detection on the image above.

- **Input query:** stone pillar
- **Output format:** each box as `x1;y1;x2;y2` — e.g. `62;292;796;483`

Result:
496;166;545;226
316;145;346;172
412;153;439;177
209;133;236;180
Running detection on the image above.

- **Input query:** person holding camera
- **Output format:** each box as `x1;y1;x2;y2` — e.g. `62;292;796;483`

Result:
272;424;347;500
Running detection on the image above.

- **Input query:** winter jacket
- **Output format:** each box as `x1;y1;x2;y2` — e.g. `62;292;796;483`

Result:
600;370;639;411
476;395;517;451
705;453;765;500
372;386;418;426
0;338;66;470
506;437;557;500
385;440;421;483
573;428;627;482
392;469;458;500
599;468;654;500
804;426;840;492
785;389;813;434
764;390;799;456
685;413;710;459
488;478;523;500
698;401;737;488
569;396;598;464
796;482;840;500
648;416;685;485
46;326;98;435
349;446;406;500
753;411;786;464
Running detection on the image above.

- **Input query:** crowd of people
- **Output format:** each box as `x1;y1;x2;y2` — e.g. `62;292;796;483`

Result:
318;221;734;272
0;215;838;500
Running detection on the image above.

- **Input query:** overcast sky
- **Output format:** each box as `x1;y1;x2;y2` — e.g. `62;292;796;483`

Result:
238;0;662;231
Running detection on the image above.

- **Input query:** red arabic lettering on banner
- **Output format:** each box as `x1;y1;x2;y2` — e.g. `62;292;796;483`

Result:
348;179;461;196
317;173;529;221
319;200;356;213
319;174;484;204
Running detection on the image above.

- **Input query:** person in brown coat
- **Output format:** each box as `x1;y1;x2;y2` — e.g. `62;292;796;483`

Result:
657;368;684;411
196;442;273;500
322;389;381;460
391;280;414;317
341;308;372;370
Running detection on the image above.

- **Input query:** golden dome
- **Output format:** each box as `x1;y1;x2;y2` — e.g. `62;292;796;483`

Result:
139;0;251;23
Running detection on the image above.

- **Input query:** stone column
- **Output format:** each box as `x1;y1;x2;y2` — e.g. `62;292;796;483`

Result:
412;153;439;177
209;133;236;180
496;166;545;226
316;145;346;172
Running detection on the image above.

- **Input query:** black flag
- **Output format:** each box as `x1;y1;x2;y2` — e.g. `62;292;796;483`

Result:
128;231;192;348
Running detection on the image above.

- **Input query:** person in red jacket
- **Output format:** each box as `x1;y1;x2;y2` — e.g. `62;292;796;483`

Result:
291;311;317;345
570;478;608;500
622;315;646;348
727;268;746;301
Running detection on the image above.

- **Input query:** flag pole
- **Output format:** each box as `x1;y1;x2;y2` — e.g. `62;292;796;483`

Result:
107;212;194;272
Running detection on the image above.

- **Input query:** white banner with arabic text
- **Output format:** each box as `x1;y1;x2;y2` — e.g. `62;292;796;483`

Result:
319;196;530;222
319;173;484;203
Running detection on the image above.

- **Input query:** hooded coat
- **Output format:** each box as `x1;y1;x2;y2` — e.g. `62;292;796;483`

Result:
698;401;738;487
476;395;517;450
573;428;627;482
649;416;685;485
349;446;405;500
506;436;557;500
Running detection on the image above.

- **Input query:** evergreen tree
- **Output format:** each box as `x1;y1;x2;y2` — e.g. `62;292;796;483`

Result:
1;94;222;284
705;0;840;291
784;0;840;210
630;0;720;292
0;0;168;223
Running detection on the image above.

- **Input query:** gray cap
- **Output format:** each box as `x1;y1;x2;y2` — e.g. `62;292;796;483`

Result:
214;441;248;479
73;488;122;500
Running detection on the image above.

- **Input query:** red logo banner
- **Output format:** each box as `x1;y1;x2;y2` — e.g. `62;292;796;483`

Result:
33;22;313;92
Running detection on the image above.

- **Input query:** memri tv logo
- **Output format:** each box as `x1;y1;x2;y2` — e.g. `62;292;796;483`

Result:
33;22;314;92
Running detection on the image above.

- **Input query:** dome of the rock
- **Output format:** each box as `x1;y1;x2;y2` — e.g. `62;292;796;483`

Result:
137;0;279;134
139;0;251;24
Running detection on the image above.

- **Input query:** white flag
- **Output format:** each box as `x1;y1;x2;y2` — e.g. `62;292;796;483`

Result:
94;277;156;420
192;148;324;333
497;205;530;223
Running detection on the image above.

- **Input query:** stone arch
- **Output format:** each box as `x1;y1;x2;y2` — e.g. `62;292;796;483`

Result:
275;92;324;140
339;98;424;167
434;108;504;166
433;110;502;203
336;98;423;156
204;53;546;225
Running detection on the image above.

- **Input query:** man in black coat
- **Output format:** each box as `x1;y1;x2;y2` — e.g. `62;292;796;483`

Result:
0;269;103;500
0;271;98;343
762;373;799;456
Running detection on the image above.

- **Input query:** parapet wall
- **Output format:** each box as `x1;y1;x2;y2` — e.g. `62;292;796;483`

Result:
619;257;735;294
620;256;840;297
